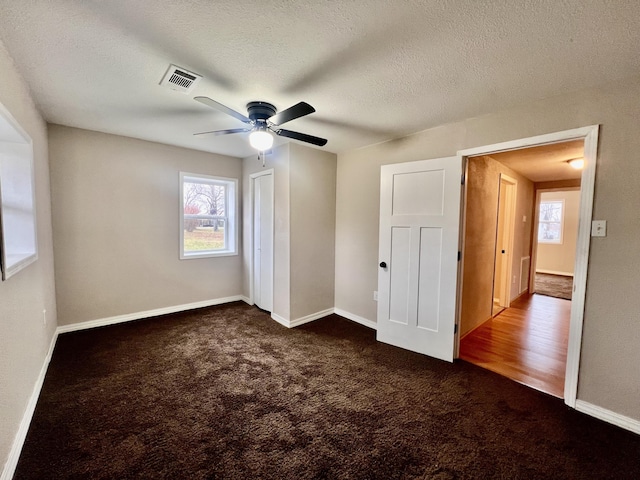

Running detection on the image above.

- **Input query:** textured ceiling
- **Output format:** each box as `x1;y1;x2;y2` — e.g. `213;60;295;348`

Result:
1;1;639;158
486;140;585;183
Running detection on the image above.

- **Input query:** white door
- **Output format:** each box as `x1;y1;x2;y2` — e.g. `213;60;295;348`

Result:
252;171;274;312
492;175;517;312
493;175;517;309
377;157;462;362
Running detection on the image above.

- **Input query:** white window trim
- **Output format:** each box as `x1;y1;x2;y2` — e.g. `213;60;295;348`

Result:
179;172;238;259
0;101;38;280
538;199;564;245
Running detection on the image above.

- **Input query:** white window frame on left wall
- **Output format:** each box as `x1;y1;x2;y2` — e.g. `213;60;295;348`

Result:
0;101;38;280
179;171;238;259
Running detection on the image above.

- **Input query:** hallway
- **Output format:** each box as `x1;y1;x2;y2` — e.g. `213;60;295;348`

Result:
459;294;570;397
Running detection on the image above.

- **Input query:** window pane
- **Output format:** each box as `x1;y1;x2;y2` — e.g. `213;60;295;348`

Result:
183;219;226;252
538;200;564;243
183;182;226;216
540;201;562;222
180;172;236;259
538;222;561;242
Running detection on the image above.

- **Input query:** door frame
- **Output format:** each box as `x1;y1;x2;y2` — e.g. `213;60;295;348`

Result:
457;125;599;408
249;169;275;309
493;174;518;311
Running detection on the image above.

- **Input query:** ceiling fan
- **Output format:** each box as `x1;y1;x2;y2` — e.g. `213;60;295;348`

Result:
193;96;328;151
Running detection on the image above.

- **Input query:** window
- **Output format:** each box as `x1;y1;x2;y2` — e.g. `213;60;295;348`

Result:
538;200;564;244
180;172;237;259
0;102;37;280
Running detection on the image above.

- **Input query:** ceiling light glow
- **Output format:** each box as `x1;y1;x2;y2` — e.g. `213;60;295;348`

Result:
568;158;584;170
249;130;273;151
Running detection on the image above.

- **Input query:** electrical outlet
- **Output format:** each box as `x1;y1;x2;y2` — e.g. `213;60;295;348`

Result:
373;291;378;301
42;309;46;325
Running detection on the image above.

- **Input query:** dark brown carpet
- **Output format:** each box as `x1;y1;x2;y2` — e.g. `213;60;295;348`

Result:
15;302;640;479
535;273;573;300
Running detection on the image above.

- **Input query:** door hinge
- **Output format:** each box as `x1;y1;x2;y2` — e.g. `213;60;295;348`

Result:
461;173;465;185
457;251;461;261
454;323;458;334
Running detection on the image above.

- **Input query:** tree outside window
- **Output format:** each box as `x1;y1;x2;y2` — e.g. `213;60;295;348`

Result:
180;172;237;258
538;200;564;244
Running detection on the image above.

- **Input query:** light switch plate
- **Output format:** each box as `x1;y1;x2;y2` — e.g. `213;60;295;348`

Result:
591;220;607;237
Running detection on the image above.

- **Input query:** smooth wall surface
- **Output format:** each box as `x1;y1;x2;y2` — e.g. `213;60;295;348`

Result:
536;190;580;275
460;156;534;336
289;143;336;320
49;125;243;326
0;41;58;473
335;75;640;421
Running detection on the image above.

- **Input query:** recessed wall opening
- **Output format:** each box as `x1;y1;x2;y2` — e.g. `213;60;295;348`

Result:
458;139;585;398
0;102;37;280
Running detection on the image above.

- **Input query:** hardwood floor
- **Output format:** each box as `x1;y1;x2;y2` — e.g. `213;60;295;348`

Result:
459;293;570;398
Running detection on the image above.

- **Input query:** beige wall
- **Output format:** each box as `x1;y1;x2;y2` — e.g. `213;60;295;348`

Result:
0;42;58;472
289;143;336;320
335;75;640;420
536;190;580;275
242;143;337;322
460;156;534;336
49;125;243;326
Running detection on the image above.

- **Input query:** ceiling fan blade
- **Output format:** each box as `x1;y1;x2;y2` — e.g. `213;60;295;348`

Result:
275;128;328;147
193;128;251;136
194;96;251;124
269;102;315;126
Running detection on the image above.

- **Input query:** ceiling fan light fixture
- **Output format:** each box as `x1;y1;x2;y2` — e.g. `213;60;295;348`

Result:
249;130;274;151
568;158;584;170
193;96;327;147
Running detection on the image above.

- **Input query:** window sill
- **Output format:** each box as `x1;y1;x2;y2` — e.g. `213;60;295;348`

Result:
180;250;237;260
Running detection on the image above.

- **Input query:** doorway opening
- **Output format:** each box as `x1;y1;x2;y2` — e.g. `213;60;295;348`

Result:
457;129;596;403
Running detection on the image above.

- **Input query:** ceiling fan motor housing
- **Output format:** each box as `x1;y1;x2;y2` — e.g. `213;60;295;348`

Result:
247;102;277;123
193;96;327;146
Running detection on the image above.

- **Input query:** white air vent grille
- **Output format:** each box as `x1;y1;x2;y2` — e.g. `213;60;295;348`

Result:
160;64;202;94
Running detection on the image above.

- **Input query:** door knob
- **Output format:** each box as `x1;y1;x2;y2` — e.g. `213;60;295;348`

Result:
379;262;387;268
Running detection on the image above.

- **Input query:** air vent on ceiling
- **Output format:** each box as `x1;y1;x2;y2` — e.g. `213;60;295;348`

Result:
160;64;202;94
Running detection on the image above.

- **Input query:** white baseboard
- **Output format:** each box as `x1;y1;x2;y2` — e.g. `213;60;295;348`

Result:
290;308;334;328
240;296;251;305
270;312;289;328
1;330;58;480
56;295;244;334
536;269;574;277
271;308;334;328
333;308;377;330
575;400;640;435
